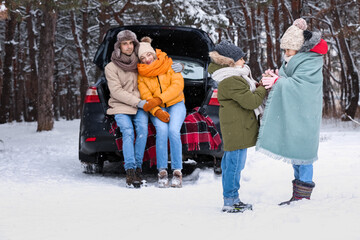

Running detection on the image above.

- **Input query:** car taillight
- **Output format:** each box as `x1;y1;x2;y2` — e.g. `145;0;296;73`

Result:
85;137;96;142
208;89;220;106
84;86;100;103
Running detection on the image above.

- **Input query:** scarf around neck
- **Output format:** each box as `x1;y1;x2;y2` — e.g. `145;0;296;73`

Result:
211;64;265;119
111;51;139;72
137;49;173;77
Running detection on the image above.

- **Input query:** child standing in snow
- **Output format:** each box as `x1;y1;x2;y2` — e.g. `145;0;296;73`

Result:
208;40;267;213
257;18;328;205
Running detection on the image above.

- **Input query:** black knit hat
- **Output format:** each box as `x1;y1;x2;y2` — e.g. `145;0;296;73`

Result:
214;40;246;62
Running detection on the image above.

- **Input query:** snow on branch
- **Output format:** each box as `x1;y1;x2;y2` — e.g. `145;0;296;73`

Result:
0;1;8;20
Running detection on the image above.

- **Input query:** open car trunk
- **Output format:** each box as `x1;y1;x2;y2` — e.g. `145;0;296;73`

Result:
93;25;215;113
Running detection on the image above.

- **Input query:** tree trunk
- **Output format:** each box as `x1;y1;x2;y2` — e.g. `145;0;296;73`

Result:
273;0;281;67
331;1;359;120
70;10;88;115
80;0;89;114
0;10;17;123
239;0;262;77
14;22;25;122
264;6;275;70
280;0;291;32
95;0;111;81
251;4;263;75
291;0;302;20
37;6;57;131
25;3;38;122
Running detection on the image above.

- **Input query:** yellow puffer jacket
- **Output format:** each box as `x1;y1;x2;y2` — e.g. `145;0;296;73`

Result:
138;69;185;116
138;49;185;116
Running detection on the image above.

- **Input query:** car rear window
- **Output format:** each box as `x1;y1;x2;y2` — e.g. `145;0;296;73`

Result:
173;59;204;80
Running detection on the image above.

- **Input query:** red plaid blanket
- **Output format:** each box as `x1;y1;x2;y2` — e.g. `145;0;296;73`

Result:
180;107;222;151
109;107;222;167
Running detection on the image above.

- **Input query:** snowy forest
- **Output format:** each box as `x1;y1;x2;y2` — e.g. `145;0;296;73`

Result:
0;0;359;131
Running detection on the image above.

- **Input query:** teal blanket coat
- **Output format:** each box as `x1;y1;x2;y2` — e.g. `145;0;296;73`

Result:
256;52;323;164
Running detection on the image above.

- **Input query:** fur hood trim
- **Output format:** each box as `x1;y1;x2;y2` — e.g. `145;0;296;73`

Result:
299;31;321;53
209;51;236;67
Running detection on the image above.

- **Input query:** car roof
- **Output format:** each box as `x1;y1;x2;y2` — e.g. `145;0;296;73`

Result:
93;25;215;71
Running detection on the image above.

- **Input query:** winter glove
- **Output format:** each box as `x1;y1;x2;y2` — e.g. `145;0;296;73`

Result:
261;69;279;89
171;62;184;73
143;97;162;112
137;100;147;109
155;109;170;123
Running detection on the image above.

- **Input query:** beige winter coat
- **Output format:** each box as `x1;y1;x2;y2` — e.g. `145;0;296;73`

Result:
105;62;141;115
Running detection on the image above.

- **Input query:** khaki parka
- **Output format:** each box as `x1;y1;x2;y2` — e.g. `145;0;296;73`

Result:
208;62;267;151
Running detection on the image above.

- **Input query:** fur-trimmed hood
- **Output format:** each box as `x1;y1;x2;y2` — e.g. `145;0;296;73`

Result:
299;31;321;53
209;51;236;67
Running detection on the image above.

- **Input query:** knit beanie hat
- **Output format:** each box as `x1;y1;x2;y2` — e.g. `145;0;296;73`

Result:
137;37;156;58
214;40;246;62
280;18;307;51
113;30;139;57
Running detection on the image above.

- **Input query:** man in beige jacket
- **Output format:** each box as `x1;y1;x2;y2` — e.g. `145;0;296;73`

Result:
105;30;148;188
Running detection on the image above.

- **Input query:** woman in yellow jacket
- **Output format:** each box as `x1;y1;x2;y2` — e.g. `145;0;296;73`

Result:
137;37;186;188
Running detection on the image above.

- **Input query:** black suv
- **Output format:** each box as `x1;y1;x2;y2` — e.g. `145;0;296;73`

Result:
79;25;223;174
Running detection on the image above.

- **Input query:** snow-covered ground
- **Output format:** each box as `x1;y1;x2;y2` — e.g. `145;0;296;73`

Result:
0;119;359;240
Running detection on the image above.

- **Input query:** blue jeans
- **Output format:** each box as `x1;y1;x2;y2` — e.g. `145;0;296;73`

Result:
150;101;186;170
114;109;148;171
293;164;313;183
221;149;247;206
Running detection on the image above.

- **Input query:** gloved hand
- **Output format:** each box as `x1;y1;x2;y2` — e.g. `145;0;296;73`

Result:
155;109;170;123
261;70;279;89
171;62;184;73
137;100;147;109
143;97;162;112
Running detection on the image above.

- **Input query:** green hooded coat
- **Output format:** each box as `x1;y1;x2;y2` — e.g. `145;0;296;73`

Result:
208;61;267;151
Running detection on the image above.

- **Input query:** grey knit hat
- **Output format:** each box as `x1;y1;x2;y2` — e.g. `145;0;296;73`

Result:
113;30;139;57
214;40;246;62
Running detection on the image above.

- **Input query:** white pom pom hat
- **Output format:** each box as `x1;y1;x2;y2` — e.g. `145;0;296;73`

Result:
280;18;308;51
137;36;156;58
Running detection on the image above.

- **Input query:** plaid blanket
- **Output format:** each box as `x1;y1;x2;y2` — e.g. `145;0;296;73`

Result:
109;107;222;167
180;107;222;152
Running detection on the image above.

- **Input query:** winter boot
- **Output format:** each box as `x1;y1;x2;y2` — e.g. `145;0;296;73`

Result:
279;179;315;205
222;201;253;213
157;170;169;188
126;169;140;188
171;170;183;188
213;157;222;175
135;168;147;187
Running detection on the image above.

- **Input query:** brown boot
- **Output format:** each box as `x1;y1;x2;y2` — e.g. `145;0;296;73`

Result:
135;168;146;187
126;169;140;188
279;179;315;205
